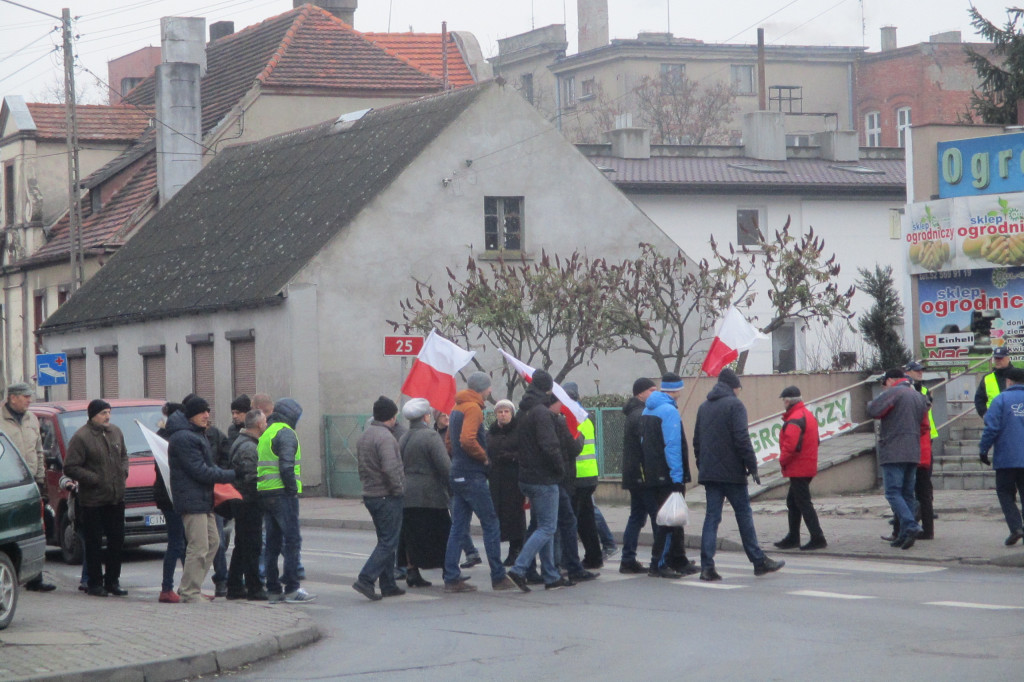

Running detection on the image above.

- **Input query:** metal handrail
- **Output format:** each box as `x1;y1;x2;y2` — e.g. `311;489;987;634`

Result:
747;374;877;429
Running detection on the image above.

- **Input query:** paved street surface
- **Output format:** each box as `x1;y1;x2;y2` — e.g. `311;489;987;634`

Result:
2;487;1022;681
229;527;1024;681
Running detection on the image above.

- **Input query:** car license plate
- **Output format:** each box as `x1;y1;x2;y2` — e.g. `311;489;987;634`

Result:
145;514;165;527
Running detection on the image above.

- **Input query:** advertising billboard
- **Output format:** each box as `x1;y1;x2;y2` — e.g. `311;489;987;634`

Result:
905;194;1024;275
917;267;1024;365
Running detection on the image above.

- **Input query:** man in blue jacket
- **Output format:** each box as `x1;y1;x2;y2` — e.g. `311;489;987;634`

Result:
693;369;783;581
979;366;1024;546
640;372;697;578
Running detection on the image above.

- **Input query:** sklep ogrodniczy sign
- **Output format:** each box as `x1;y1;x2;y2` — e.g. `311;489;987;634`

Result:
938;132;1024;199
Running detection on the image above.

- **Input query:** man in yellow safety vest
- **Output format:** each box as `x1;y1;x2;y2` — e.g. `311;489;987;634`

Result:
563;382;602;569
975;347;1013;418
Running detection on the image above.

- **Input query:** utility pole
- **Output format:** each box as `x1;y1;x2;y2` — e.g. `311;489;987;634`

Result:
61;8;85;292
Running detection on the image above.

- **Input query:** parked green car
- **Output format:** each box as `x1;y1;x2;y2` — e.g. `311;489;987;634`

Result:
0;431;45;630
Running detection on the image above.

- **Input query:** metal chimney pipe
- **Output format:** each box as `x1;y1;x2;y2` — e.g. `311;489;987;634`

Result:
757;28;767;111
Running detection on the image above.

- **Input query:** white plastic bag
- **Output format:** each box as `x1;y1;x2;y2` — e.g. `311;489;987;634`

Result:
656;491;689;527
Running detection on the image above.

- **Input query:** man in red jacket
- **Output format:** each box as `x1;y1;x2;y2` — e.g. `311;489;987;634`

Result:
773;386;827;551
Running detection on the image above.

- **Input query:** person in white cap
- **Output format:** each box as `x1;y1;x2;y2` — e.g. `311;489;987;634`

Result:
397;398;451;588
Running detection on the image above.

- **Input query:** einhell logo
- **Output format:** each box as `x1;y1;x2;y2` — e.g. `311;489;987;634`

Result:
924;333;974;348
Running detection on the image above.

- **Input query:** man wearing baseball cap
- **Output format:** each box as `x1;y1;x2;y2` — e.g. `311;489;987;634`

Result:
975;347;1013;418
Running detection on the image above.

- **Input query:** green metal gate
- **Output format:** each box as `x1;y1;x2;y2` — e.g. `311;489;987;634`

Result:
323;414;371;498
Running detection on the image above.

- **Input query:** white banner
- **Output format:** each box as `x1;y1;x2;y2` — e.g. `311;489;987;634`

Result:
137;420;171;503
748;392;854;466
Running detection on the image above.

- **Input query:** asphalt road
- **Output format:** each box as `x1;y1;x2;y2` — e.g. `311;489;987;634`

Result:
179;527;1024;682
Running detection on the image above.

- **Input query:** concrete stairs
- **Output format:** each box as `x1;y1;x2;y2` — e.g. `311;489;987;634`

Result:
935;424;996;491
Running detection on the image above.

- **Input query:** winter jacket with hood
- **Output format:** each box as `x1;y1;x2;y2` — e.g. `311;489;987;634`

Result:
259;398;302;497
693;381;757;485
979;384;1024;469
166;410;236;514
640;390;691;487
779;400;819;479
229;431;261;501
63;420;129;507
399;420;450;508
516;386;564;485
449;389;489;477
357;420;405;497
866;379;929;466
620;396;646;490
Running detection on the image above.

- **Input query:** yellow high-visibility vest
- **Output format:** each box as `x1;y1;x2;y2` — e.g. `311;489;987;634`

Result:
575;418;598;479
985;372;1001;410
919;385;938;439
257;422;302;493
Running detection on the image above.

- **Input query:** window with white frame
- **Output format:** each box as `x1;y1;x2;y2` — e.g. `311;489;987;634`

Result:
563;76;576;108
865;111;881;147
731;65;755;95
484;197;523;251
737;208;763;246
896;107;912;147
772;320;797;373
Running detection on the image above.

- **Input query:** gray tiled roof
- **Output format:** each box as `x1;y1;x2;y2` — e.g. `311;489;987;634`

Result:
590;156;905;194
41;84;485;335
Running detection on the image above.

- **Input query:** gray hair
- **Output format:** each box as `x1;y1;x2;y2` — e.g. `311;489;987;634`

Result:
244;409;265;430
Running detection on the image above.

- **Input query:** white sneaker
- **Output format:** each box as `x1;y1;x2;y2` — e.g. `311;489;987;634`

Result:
283;588;317;603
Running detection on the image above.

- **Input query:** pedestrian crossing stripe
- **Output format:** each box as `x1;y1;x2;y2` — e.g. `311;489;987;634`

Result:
678;582;744;590
789;590;875;600
925;601;1024;610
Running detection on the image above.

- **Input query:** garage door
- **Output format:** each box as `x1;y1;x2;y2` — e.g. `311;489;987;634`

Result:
231;339;256;397
68;356;86;400
100;354;118;399
144;354;166;400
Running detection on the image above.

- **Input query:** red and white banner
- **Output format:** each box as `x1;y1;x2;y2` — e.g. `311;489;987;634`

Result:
499;349;589;436
701;306;768;376
401;331;476;413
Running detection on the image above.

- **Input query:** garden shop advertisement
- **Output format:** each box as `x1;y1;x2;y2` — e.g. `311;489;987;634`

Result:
748;392;854;465
905;195;1024;275
917;267;1024;366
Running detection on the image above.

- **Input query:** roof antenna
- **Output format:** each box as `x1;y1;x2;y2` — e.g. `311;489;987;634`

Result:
387;0;393;32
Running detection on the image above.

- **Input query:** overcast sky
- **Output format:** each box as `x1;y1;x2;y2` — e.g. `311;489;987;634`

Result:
0;0;1014;103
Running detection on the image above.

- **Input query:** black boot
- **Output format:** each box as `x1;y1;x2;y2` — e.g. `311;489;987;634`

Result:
773;535;800;549
406;567;432;588
503;541;522;567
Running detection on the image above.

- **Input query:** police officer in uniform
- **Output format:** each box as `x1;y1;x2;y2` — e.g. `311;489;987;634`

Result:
975;347;1013;418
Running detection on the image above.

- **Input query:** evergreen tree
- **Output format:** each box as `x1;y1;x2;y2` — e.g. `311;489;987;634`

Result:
964;7;1024;124
856;265;911;371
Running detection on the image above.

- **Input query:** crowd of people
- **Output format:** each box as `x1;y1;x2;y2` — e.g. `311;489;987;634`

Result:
7;345;1024;604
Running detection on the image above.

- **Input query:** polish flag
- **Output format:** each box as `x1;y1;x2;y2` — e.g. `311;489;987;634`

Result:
401;331;476;413
700;306;768;376
499;349;589;436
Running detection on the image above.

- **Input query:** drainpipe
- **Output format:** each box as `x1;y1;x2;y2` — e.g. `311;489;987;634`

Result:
757;28;767;111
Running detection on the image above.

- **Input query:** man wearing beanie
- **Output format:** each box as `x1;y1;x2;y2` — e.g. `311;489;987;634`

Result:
354;396;406;601
640;373;697;578
618;377;657;573
443;371;519;593
64;399;130;596
167;396;237;602
773;386;826;551
227;394;252;448
0;382;55;591
868;368;931;549
694;368;784;580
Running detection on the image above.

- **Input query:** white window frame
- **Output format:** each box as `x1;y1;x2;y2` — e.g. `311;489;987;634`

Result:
896;106;912;148
731;64;755;95
865;111;881;147
563;76;576;108
484;196;524;252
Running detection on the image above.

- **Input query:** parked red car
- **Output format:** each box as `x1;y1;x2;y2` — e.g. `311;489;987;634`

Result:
33;400;167;563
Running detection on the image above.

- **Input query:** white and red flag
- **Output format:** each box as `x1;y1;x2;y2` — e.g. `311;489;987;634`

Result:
700;306;768;376
499;349;589;436
401;330;476;413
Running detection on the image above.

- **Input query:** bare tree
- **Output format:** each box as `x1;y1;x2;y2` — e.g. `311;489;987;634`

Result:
631;73;738;144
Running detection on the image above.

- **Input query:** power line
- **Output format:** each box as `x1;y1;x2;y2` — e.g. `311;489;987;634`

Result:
0;27;59;64
719;0;804;43
0;48;59;84
772;0;853;43
0;0;60;20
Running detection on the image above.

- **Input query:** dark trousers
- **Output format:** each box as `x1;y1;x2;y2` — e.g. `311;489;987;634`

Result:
227;499;264;594
81;502;125;589
572;484;602;566
556;486;585;575
995;468;1024;533
785;477;824;540
161;509;186;592
649;486;688;569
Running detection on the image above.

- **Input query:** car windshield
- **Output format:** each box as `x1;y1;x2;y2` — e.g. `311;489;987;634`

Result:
58;405;165;458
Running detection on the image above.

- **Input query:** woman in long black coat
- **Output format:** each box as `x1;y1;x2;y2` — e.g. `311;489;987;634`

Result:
488;399;526;566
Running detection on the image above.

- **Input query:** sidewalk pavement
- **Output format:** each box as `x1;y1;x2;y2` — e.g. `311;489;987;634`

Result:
0;577;319;682
300;488;1024;568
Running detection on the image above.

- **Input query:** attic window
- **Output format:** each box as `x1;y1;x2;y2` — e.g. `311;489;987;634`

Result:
829;164;885;175
728;163;787;174
334;108;372;131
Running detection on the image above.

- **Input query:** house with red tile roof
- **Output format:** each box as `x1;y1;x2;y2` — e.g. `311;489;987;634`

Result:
362;29;492;89
1;2;477;388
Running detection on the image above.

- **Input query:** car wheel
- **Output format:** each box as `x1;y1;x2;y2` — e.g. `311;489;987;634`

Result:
60;513;83;565
0;552;18;630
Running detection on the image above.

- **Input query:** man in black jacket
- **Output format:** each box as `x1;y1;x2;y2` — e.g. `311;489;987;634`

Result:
693;369;783;582
167;396;236;602
619;378;656;573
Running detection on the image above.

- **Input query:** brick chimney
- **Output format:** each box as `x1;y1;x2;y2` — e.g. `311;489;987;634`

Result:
210;21;234;42
297;0;357;26
578;0;609;53
156;17;204;205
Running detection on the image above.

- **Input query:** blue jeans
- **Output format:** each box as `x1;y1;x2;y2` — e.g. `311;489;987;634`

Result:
882;462;921;538
621;489;650;563
557;486;585;574
594;504;616;552
512;482;560;584
443;473;505;583
161;509;186;592
700;482;766;570
359;495;403;589
262;495;301;594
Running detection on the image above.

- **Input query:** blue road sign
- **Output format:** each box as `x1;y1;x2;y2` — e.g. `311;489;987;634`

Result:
36;353;68;386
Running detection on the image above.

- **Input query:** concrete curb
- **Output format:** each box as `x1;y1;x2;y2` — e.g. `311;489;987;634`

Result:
12;617;321;682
